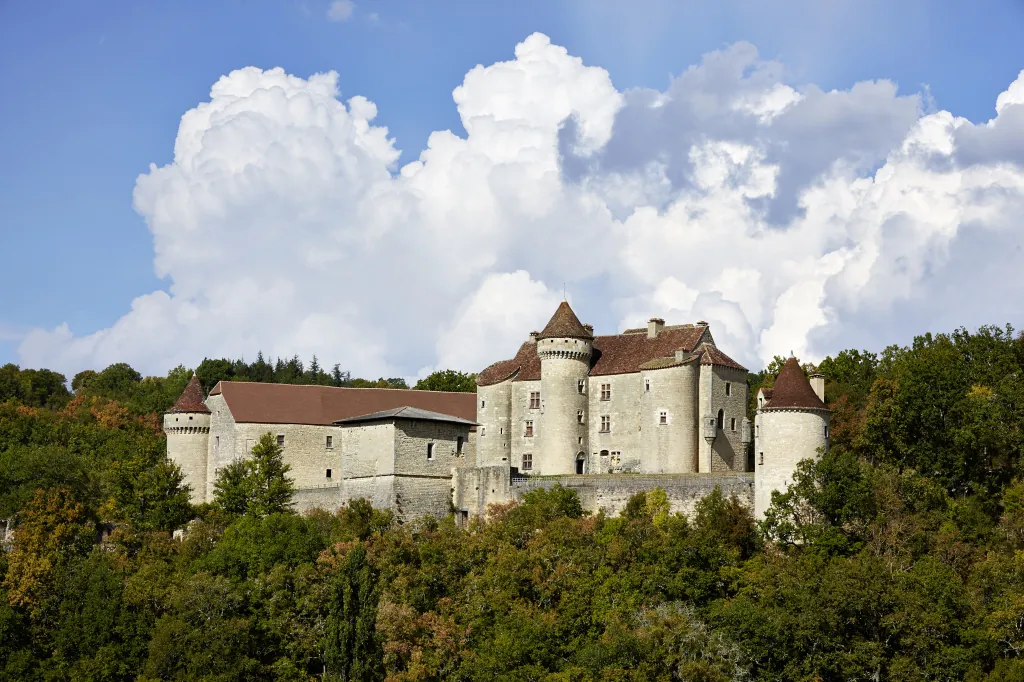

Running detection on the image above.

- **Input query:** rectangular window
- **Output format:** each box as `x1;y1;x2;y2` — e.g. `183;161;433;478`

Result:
481;427;486;437
578;436;583;445
481;399;486;408
524;421;534;437
215;436;220;451
758;452;764;465
522;453;533;470
577;379;585;394
326;468;332;479
427;443;434;460
326;435;333;448
276;434;285;446
645;379;650;392
659;411;667;425
529;392;541;409
726;382;731;396
577;410;584;424
756;424;759;437
457;436;464;455
600;384;611;401
600;415;610;433
730;417;736;431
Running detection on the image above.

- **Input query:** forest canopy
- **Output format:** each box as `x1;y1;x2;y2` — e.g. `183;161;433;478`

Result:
2;325;1024;681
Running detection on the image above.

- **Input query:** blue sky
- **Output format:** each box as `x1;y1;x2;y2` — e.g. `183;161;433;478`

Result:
3;0;1024;377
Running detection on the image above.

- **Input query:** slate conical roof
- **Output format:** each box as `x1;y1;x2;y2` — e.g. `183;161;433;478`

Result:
169;374;210;414
762;357;827;411
537;301;593;340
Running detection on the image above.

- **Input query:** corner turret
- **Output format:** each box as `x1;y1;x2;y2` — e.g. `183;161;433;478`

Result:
536;302;593;475
164;374;211;504
753;358;830;518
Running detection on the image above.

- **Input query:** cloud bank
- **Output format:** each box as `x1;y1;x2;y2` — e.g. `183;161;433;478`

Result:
20;34;1024;379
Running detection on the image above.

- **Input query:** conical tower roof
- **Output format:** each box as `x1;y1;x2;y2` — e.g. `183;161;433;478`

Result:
762;357;827;411
536;301;593;340
169;374;210;414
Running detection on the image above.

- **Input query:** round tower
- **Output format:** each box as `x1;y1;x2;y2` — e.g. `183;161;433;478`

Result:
536;302;593;475
753;357;830;519
163;374;211;505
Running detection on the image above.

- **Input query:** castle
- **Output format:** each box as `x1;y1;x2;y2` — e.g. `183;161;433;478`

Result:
166;301;830;520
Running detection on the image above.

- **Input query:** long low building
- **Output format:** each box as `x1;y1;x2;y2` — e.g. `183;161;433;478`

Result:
164;378;477;516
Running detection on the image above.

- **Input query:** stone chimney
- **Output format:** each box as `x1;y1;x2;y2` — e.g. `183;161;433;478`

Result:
648;318;665;339
674;349;687;363
529;331;539;343
809;374;825;403
583;324;594;335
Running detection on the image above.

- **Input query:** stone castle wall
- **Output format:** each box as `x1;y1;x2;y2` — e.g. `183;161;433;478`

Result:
638;364;699;474
453;468;754;519
589;372;643;473
698;365;749;473
477;380;512;467
510;379;541;471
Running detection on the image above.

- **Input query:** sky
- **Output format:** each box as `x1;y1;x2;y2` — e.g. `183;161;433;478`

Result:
2;0;1024;381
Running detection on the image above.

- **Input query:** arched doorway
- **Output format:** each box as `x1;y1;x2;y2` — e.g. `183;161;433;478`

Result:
575;453;586;474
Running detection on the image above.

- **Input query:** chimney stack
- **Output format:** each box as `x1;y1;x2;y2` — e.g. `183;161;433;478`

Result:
809;374;825;403
648;317;665;339
529;331;539;343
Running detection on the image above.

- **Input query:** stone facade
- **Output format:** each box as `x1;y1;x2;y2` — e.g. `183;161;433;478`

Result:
452;468;754;519
163;411;210;505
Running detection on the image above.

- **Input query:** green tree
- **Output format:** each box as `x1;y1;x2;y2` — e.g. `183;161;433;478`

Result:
413;370;477;392
324;543;384;682
212;433;294;518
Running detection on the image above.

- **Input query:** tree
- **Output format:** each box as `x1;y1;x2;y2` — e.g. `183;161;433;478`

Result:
413;370;477;393
324;543;384;682
212;433;294;518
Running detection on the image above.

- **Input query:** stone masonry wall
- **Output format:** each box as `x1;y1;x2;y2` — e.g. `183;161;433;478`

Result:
512;472;754;517
538;337;591;475
477;380;512;467
698;365;749;473
638;363;699;474
511;379;541;471
754;408;829;518
589;373;642;473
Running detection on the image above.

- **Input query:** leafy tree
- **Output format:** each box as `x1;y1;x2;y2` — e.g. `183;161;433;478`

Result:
413;369;477;392
212;433;294;518
324;543;384;682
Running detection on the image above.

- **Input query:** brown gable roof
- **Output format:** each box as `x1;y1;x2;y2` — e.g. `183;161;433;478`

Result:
696;343;748;372
209;382;477;426
537;301;593;340
169;375;210;414
762;357;827;411
589;325;708;376
477;341;542;387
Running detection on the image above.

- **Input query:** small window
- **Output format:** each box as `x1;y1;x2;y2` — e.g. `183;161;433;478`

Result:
522;453;533;470
730;417;736;431
659;411;667;425
725;382;731;397
716;409;723;429
825;424;830;438
524;421;534;437
758;452;764;465
756;424;759;437
600;384;611;401
600;449;609;457
600;415;611;433
457;436;464;455
427;443;434;460
326;468;332;479
481;399;486;408
481;427;486;437
645;379;650;392
578;436;583;445
277;434;285;446
577;379;585;394
529;392;541;409
577;410;584;424
188;415;193;421
326;435;333;448
215;436;220;451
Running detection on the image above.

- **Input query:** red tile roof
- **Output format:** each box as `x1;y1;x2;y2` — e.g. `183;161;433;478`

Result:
762;358;828;411
168;375;210;414
477;321;732;385
696;343;748;372
537;301;594;340
208;382;477;426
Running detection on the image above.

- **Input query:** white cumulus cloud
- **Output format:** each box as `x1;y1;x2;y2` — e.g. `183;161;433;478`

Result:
18;36;1024;379
326;0;354;22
